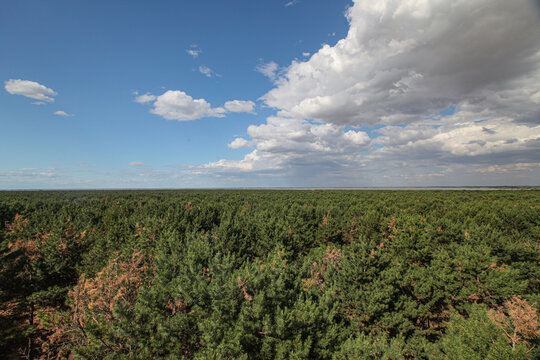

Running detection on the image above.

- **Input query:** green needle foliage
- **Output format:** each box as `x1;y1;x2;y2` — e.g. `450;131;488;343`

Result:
0;189;538;359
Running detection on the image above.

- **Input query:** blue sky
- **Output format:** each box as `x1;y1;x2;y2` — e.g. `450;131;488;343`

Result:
1;0;539;188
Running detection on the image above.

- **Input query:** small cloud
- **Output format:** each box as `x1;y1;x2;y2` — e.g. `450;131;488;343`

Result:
302;52;310;57
32;101;46;105
255;61;280;82
187;44;202;58
328;32;336;37
5;79;57;102
54;110;73;117
128;161;147;167
285;0;298;7
135;92;157;104
224;100;256;113
227;137;252;149
147;90;226;121
137;90;256;122
187;49;201;58
75;162;90;167
199;65;213;77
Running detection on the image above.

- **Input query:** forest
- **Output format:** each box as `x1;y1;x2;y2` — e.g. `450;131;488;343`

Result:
0;189;538;359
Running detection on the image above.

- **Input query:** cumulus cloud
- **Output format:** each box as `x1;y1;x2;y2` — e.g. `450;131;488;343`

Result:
374;117;540;160
136;90;256;121
148;90;225;121
224;100;256;113
5;79;57;102
199;117;372;181
53;110;73;117
262;0;540;127
199;65;213;77
192;0;540;186
285;0;298;7
227;137;252;149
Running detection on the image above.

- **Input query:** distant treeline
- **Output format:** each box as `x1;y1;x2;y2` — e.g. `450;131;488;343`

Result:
0;190;538;359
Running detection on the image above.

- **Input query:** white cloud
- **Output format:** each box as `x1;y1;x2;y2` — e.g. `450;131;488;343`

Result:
187;45;202;58
128;161;147;167
0;167;61;179
136;90;255;121
285;0;298;7
134;93;157;104
302;52;310;57
472;163;540;174
197;116;372;181
374;116;540;160
5;79;57;102
149;90;226;121
262;0;540;127
255;61;280;82
199;65;213;77
190;0;540;186
53;110;73;117
224;100;256;113
228;137;252;149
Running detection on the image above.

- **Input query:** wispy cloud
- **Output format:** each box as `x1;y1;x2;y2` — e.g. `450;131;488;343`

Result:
224;100;256;113
128;161;147;167
255;61;280;82
54;110;74;117
198;65;213;77
0;167;61;179
134;92;157;104
186;44;202;58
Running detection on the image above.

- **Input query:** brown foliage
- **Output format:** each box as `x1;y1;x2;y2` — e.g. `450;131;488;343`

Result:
237;276;253;302
4;214;29;233
303;246;342;291
70;249;149;326
41;250;151;357
488;296;539;350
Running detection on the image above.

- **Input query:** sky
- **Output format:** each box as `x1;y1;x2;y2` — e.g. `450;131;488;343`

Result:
1;0;539;189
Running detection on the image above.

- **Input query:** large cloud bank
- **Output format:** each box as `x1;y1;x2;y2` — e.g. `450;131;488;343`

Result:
263;0;540;127
195;0;540;186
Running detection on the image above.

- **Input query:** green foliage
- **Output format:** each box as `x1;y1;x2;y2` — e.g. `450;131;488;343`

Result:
0;189;538;358
428;304;533;360
332;333;406;360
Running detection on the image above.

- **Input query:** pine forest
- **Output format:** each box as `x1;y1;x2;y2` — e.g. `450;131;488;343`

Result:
0;189;538;359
